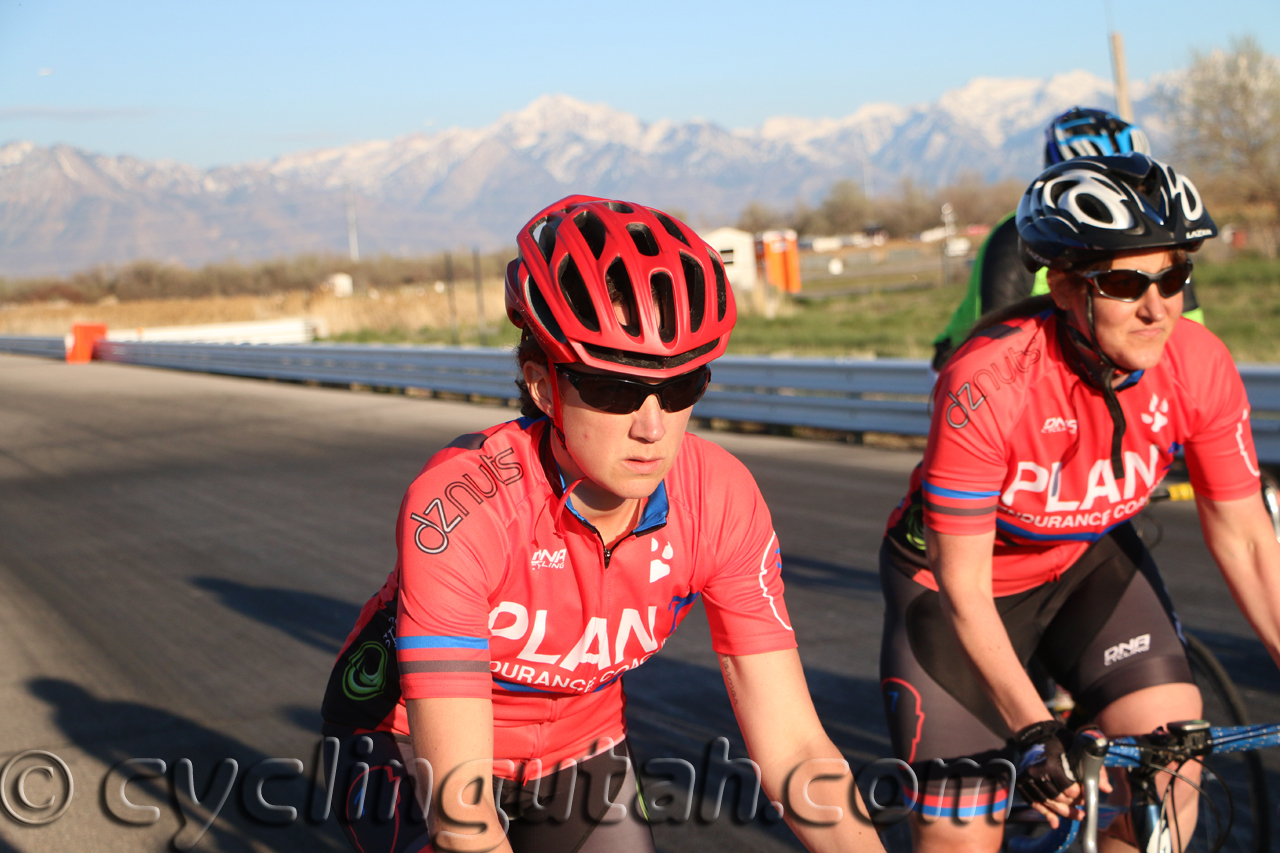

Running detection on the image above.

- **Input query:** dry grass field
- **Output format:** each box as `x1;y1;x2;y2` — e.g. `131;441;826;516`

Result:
3;256;1277;362
0;280;508;340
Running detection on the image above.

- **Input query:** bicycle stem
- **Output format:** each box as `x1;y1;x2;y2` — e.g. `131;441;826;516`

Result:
1075;729;1110;853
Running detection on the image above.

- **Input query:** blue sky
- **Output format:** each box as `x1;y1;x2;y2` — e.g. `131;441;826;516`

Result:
1;0;1275;168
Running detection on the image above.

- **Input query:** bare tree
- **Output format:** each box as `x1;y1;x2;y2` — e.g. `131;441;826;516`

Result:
736;201;786;234
1166;35;1280;254
941;172;1023;229
816;180;872;234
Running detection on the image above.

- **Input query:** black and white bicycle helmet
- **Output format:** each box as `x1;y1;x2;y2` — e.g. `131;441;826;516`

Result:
1017;153;1217;272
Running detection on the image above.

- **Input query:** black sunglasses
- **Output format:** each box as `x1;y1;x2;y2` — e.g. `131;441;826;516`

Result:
557;366;711;414
1074;261;1192;303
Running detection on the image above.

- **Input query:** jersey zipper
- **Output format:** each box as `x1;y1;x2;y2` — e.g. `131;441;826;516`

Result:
601;530;639;568
597;515;660;568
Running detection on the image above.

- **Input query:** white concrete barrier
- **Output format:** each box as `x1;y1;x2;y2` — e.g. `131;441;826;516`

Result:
104;317;316;345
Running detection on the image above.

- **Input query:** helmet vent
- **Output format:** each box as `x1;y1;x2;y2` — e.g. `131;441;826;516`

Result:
650;271;676;343
709;250;728;321
526;276;567;343
1049;180;1075;206
654;211;692;247
1075;194;1114;225
605;258;641;338
533;218;557;264
573;210;608;259
627;224;661;257
680;254;705;333
558;255;600;332
1137;168;1163;210
604;202;634;214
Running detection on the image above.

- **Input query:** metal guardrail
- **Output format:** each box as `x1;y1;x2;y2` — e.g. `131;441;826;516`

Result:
1;335;1278;463
1238;365;1280;467
693;357;932;435
95;340;523;400
0;335;67;359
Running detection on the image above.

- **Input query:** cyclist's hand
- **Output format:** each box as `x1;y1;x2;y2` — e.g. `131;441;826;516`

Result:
1013;720;1078;823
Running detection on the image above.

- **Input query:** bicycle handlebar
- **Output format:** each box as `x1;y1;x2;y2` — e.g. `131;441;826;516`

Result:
1005;722;1280;853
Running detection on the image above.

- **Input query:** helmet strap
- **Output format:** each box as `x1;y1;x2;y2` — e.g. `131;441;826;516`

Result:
545;363;594;487
547;362;568;446
1058;291;1127;479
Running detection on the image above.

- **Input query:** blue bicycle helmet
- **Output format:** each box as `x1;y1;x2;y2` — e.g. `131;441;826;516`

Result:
1044;107;1151;167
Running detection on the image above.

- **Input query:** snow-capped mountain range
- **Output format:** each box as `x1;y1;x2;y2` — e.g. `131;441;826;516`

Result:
0;70;1167;276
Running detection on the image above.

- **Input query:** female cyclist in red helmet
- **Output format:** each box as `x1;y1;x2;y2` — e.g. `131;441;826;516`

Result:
879;153;1280;851
321;196;885;853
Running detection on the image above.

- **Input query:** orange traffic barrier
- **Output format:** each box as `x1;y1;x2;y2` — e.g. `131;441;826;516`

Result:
67;323;107;363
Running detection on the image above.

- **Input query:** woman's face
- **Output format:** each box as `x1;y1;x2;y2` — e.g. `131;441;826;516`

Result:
522;361;691;502
1048;248;1184;373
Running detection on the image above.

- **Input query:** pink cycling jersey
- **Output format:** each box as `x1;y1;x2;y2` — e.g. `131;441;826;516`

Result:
886;310;1260;596
329;417;795;778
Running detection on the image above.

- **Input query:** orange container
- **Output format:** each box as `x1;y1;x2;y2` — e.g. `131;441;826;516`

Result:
760;229;801;293
67;323;107;363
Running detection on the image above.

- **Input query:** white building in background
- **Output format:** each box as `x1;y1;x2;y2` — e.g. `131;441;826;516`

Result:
700;227;758;293
326;272;354;297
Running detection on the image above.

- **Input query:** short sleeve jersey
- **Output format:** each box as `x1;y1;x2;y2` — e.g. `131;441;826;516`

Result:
325;418;796;776
888;311;1260;596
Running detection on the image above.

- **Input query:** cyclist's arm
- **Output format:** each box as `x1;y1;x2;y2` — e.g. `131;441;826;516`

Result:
927;527;1081;821
927;528;1049;729
1197;492;1280;668
407;697;514;853
718;648;886;852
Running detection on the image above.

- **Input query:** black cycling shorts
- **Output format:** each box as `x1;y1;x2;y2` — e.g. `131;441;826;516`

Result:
322;726;656;853
879;522;1193;772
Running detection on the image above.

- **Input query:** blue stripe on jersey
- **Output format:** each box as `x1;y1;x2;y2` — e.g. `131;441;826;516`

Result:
922;481;1001;500
398;635;488;650
593;673;624;692
995;517;1124;543
492;678;558;695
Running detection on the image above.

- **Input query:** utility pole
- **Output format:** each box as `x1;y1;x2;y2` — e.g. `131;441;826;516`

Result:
346;193;360;263
472;247;489;346
1109;29;1133;121
445;252;460;346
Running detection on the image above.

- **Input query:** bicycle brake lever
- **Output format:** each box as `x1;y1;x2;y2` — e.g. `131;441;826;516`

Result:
1073;729;1110;853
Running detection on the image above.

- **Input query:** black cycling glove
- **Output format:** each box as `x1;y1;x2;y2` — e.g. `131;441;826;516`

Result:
1012;720;1077;804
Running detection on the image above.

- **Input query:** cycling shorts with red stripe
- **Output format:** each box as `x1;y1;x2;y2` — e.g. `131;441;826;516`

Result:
877;522;1193;818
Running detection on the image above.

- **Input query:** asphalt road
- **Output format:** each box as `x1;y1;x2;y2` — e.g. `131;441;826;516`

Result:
0;352;1277;853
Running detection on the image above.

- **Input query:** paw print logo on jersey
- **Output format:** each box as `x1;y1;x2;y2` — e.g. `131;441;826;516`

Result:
1140;394;1169;433
650;538;673;582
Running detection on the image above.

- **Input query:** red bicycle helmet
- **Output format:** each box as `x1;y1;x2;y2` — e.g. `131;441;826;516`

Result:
506;195;736;379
